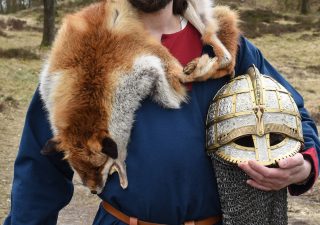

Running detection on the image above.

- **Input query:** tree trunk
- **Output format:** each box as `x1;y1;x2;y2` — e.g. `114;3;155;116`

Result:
301;0;310;14
0;0;4;13
6;0;11;13
41;0;55;46
8;0;17;13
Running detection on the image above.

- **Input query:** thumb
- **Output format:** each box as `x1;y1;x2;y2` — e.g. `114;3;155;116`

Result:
278;153;304;169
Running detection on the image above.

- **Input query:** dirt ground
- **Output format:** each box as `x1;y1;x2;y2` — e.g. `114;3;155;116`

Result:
1;3;320;225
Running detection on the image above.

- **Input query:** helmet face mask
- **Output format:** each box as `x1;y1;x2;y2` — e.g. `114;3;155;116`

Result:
206;65;303;165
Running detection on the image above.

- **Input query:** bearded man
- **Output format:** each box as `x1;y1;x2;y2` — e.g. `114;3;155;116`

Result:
4;0;319;225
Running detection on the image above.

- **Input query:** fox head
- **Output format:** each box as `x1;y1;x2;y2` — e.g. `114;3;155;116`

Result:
41;133;118;194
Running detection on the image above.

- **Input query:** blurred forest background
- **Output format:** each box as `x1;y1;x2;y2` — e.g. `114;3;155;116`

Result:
0;0;320;224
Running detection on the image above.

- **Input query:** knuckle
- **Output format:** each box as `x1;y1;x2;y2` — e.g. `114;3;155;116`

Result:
297;153;303;159
256;176;265;183
295;153;304;164
283;174;290;181
264;171;273;178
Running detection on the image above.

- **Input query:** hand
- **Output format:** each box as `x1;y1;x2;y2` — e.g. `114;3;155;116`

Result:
238;153;312;191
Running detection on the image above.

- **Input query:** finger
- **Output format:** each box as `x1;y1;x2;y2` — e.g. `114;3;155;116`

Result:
248;178;286;191
246;179;272;191
247;160;282;179
241;161;296;183
251;161;296;182
239;162;264;182
278;153;304;169
248;178;278;189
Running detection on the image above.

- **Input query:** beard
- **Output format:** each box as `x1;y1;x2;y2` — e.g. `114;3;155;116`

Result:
128;0;173;13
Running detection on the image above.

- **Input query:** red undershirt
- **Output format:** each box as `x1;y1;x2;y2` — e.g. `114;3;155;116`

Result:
161;22;203;66
161;22;203;90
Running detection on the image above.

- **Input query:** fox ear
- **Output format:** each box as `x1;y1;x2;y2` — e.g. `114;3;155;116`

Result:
41;138;60;155
101;137;118;159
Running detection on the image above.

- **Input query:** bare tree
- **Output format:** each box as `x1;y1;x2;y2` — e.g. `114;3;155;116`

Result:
0;0;3;13
301;0;310;14
41;0;55;46
6;0;18;13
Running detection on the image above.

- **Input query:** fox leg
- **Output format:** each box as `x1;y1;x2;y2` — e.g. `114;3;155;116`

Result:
183;6;240;81
143;41;188;106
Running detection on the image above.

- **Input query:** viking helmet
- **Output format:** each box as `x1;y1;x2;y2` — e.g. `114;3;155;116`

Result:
206;65;303;165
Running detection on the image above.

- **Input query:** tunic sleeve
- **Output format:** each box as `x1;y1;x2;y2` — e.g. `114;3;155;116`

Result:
235;36;319;195
3;88;74;225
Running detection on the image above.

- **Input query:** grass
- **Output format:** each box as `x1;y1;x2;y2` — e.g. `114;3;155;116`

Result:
251;31;320;73
0;30;42;49
239;8;320;38
251;31;320;126
0;58;41;104
219;0;320;13
0;48;40;59
0;26;43;106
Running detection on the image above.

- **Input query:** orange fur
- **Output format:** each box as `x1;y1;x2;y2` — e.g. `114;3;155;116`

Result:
42;0;187;193
183;6;240;81
40;0;240;193
213;6;240;77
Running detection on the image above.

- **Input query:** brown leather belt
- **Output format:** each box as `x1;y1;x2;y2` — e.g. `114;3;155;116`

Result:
102;201;222;225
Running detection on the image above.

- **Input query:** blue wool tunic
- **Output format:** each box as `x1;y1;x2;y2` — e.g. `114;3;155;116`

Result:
4;36;320;225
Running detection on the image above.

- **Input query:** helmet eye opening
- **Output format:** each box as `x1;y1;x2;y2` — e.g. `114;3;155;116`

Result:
234;135;254;147
270;133;286;146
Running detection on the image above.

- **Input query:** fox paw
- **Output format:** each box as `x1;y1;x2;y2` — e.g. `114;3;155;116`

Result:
183;55;218;82
183;58;199;75
183;54;234;82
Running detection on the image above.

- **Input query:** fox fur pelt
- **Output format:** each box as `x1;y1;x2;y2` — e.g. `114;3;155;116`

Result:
39;0;240;194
